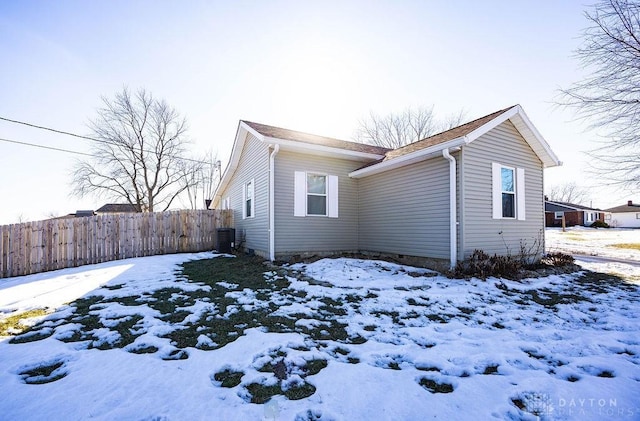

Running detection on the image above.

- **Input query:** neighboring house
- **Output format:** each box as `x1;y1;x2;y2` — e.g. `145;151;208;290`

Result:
95;203;142;214
211;105;561;269
544;200;605;227
604;201;640;228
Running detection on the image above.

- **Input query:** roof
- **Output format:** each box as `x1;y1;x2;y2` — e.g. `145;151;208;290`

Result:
95;203;142;213
545;201;602;212
349;104;562;178
242;121;390;156
604;203;640;213
384;106;515;161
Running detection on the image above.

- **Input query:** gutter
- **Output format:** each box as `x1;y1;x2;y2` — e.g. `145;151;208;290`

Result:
442;148;457;268
268;144;280;261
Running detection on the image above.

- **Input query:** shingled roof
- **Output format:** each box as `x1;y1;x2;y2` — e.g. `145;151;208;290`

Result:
604;201;640;213
242;120;390;156
381;106;516;162
95;203;142;213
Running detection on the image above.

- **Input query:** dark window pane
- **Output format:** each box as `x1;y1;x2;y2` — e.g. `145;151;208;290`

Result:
307;195;326;215
502;193;515;218
246;199;252;217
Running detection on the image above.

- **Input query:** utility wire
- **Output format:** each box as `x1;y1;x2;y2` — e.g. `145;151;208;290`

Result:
0;136;93;156
0;116;212;165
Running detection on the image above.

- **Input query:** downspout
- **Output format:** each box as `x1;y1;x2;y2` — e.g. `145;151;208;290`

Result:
269;144;280;261
442;148;457;268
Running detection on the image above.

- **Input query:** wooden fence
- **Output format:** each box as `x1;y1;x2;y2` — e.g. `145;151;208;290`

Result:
0;209;233;279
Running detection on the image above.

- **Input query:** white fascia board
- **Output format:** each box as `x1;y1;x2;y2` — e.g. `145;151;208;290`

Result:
464;105;562;168
262;136;386;161
349;138;467;178
212;123;256;207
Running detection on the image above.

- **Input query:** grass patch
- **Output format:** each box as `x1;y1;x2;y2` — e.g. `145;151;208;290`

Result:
418;378;454;394
245;382;282;404
609;243;640;251
0;308;48;336
19;361;67;384
213;369;244;388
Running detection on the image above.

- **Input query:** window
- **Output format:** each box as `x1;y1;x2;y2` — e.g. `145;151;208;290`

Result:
605;214;611;220
501;167;515;218
492;163;525;220
636;213;640;219
294;171;338;218
243;179;254;219
307;174;327;215
554;211;564;219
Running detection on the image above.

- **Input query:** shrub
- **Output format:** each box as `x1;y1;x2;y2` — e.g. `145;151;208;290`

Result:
541;252;574;267
590;220;610;228
451;249;522;279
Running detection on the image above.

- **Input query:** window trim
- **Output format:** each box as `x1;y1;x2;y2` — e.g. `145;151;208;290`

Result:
243;179;255;219
492;162;525;220
294;171;339;218
500;165;516;219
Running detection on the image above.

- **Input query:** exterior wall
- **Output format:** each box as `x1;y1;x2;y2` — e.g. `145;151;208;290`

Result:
357;157;451;260
460;121;544;258
217;133;270;256
273;150;362;256
545;211;605;227
609;212;640;228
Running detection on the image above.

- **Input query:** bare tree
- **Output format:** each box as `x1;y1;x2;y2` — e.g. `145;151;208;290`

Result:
559;0;640;189
355;106;467;149
72;88;198;212
178;150;220;209
546;182;590;205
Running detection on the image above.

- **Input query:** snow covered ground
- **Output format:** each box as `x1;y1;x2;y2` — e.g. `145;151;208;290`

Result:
0;234;638;420
546;227;640;282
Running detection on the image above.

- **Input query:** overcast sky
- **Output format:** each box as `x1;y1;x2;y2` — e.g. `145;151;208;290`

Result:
0;1;634;224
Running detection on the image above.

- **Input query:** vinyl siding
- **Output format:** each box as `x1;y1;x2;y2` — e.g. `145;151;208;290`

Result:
274;151;361;255
217;133;270;255
358;157;451;259
461;120;544;257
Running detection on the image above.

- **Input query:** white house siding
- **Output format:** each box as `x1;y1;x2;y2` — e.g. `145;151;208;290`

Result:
610;212;640;228
357;157;451;260
461;121;544;258
217;133;270;256
274;150;361;256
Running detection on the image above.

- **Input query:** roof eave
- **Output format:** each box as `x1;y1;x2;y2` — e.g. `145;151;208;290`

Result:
262;136;386;161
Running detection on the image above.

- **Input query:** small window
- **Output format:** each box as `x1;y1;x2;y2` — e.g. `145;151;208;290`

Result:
307;174;327;216
554;211;564;219
501;167;515;218
605;214;611;220
636;213;640;219
243;179;254;219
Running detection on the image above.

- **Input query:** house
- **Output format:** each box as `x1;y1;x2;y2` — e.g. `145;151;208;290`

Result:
95;203;142;214
211;105;561;269
544;200;605;227
604;200;640;228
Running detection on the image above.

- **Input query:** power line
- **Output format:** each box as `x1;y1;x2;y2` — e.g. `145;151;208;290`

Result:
0;137;93;156
0;115;213;165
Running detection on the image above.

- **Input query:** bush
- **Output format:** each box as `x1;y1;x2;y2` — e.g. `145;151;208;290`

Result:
590;220;610;228
451;249;522;279
541;252;574;267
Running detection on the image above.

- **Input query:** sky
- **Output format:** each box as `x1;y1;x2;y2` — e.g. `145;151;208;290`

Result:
0;0;636;225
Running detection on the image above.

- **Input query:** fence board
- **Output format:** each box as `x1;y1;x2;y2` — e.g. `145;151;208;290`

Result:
0;210;233;279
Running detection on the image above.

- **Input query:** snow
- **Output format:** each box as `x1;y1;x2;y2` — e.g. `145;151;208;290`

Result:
0;231;638;420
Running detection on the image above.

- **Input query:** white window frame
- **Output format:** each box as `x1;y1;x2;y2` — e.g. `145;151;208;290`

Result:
242;179;254;219
294;171;338;218
306;173;328;216
636;213;640;219
492;162;525;220
554;211;564;219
